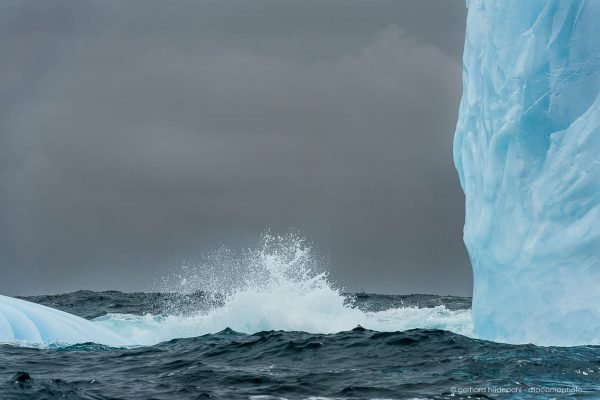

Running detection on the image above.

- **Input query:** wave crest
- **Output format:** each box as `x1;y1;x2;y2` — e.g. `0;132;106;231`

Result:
95;234;473;346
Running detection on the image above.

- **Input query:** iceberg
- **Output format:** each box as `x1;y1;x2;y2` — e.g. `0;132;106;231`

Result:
0;295;128;346
454;0;600;345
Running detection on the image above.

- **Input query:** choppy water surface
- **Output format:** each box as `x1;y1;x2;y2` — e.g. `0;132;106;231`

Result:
2;237;600;399
0;291;598;399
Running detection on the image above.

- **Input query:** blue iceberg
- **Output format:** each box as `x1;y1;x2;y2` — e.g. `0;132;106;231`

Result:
455;0;600;345
0;295;128;346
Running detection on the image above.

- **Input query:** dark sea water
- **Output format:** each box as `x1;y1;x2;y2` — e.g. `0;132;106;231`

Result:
1;291;599;400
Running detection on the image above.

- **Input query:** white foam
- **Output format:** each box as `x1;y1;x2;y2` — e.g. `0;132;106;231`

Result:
95;305;473;347
95;234;473;346
1;235;473;347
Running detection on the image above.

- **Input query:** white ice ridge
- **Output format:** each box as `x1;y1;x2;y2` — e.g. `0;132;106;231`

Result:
0;295;128;346
454;0;600;345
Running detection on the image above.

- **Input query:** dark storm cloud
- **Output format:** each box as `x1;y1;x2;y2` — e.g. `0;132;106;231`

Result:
0;0;469;295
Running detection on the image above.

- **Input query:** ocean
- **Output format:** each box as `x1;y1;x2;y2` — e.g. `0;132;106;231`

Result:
2;236;599;399
1;290;599;400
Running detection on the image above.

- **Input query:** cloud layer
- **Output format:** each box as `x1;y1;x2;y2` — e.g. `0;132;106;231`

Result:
0;0;469;295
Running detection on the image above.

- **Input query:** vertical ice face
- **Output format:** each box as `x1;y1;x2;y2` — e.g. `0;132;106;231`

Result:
454;0;600;346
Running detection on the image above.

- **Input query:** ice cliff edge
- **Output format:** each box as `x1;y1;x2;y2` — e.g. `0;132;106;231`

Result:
454;0;600;346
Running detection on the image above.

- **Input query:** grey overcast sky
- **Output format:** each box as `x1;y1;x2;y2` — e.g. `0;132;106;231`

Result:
0;0;470;296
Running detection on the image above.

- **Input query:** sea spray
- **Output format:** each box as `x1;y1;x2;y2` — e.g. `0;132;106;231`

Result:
95;234;473;345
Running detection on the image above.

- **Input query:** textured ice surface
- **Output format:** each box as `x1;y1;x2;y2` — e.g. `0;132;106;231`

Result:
0;295;128;346
455;0;600;345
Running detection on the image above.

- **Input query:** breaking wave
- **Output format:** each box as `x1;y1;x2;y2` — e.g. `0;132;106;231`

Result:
94;234;473;346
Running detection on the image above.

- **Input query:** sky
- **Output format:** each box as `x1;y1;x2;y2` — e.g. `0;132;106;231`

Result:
0;0;470;296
